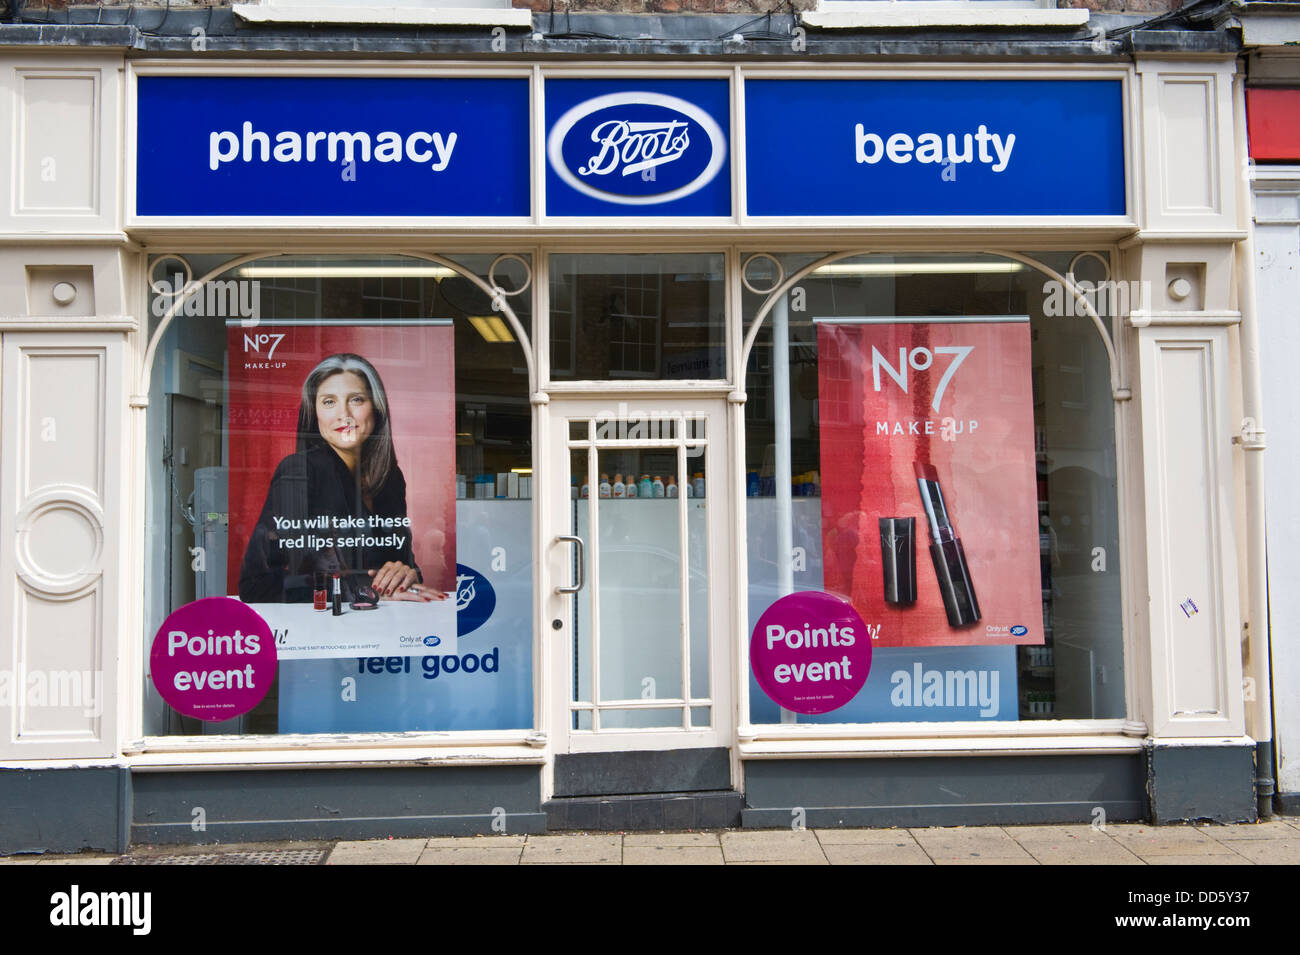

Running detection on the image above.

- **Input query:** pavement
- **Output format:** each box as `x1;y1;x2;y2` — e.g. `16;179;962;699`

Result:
3;818;1299;864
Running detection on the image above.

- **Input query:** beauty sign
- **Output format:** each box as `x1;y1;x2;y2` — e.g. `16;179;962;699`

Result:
750;591;872;715
150;598;277;721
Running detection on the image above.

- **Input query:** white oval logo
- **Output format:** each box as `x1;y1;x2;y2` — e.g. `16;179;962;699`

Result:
547;91;727;207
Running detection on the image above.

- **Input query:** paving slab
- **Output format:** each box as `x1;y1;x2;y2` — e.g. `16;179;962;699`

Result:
815;828;920;846
1107;825;1238;858
424;835;527;847
1142;854;1253;865
417;847;524;865
37;856;117;865
910;827;1037;863
624;846;725;865
1214;840;1300;864
1200;821;1299;842
729;858;829;865
624;832;721;847
1007;825;1145;865
720;830;826;863
822;843;934;865
521;834;622;865
327;838;427;865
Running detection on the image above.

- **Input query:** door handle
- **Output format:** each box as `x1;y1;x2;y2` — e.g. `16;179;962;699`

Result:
554;535;585;594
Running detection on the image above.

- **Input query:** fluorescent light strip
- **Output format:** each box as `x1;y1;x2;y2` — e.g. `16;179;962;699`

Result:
237;265;458;279
813;314;1031;324
812;262;1027;276
468;315;515;343
221;317;453;327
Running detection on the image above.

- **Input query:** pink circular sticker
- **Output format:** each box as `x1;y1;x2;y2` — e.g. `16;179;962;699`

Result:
750;591;871;715
150;598;277;722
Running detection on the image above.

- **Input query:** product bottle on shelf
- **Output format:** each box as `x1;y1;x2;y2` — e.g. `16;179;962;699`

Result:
666;476;678;498
598;473;611;498
638;474;652;498
612;474;626;498
625;476;637;498
692;472;705;498
652;475;665;498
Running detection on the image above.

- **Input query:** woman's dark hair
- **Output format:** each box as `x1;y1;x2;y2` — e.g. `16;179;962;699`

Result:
296;353;396;496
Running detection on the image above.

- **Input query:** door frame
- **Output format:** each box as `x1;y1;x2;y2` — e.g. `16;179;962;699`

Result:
543;393;736;760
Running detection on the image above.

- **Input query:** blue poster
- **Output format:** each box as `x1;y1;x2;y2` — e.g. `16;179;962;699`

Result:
135;76;531;217
545;78;732;217
745;79;1125;216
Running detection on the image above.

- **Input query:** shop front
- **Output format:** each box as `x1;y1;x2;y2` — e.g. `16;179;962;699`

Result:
0;40;1266;851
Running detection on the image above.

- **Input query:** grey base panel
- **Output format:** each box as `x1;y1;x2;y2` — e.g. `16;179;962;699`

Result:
131;764;544;844
742;753;1148;829
0;766;129;855
545;790;742;830
1148;743;1258;824
1277;793;1300;816
553;747;731;797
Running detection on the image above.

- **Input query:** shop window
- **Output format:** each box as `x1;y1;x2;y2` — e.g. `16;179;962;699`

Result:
549;253;726;381
143;253;534;737
742;252;1124;725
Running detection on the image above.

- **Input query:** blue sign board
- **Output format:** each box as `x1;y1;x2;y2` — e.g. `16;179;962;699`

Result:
135;76;531;217
544;78;732;217
744;79;1125;216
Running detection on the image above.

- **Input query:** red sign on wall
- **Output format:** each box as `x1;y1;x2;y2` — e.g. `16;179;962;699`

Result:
1247;89;1300;161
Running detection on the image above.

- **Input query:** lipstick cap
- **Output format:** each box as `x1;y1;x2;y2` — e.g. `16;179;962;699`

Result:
879;517;917;605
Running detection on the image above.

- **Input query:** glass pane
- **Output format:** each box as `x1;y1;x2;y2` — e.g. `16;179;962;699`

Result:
595;446;684;704
571;448;594;706
687;444;710;701
144;253;535;737
742;251;1124;725
598;707;684;730
549;253;726;381
690;706;711;728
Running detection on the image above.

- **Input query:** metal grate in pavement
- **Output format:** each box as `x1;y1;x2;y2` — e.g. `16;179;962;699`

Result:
115;848;328;865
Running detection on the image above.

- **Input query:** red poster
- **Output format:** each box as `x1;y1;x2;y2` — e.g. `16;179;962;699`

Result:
227;322;456;608
817;318;1042;647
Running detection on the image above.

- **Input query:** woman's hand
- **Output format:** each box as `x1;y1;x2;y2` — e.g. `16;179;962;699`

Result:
369;562;419;597
370;562;448;602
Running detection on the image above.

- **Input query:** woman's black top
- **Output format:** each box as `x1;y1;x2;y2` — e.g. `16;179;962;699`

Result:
238;444;421;603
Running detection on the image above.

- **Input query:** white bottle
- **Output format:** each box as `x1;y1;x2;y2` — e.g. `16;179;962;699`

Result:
625;477;637;499
599;473;611;498
666;476;678;498
652;476;665;498
612;473;626;498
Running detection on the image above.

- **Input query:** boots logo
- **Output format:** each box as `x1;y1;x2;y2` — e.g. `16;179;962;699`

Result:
454;563;496;637
548;92;726;206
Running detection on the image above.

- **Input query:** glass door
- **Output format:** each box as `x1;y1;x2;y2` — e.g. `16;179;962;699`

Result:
547;397;732;753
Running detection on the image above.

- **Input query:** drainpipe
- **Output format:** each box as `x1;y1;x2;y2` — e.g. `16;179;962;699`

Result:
1233;72;1275;819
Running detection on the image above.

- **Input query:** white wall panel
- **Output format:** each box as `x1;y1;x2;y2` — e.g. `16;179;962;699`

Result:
1138;327;1243;737
1137;60;1238;233
0;335;122;759
18;74;97;214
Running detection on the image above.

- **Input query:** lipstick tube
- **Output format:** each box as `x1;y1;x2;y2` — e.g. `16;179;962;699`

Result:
914;462;980;627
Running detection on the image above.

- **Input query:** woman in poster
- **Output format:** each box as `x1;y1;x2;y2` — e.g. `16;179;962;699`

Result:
238;353;446;605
